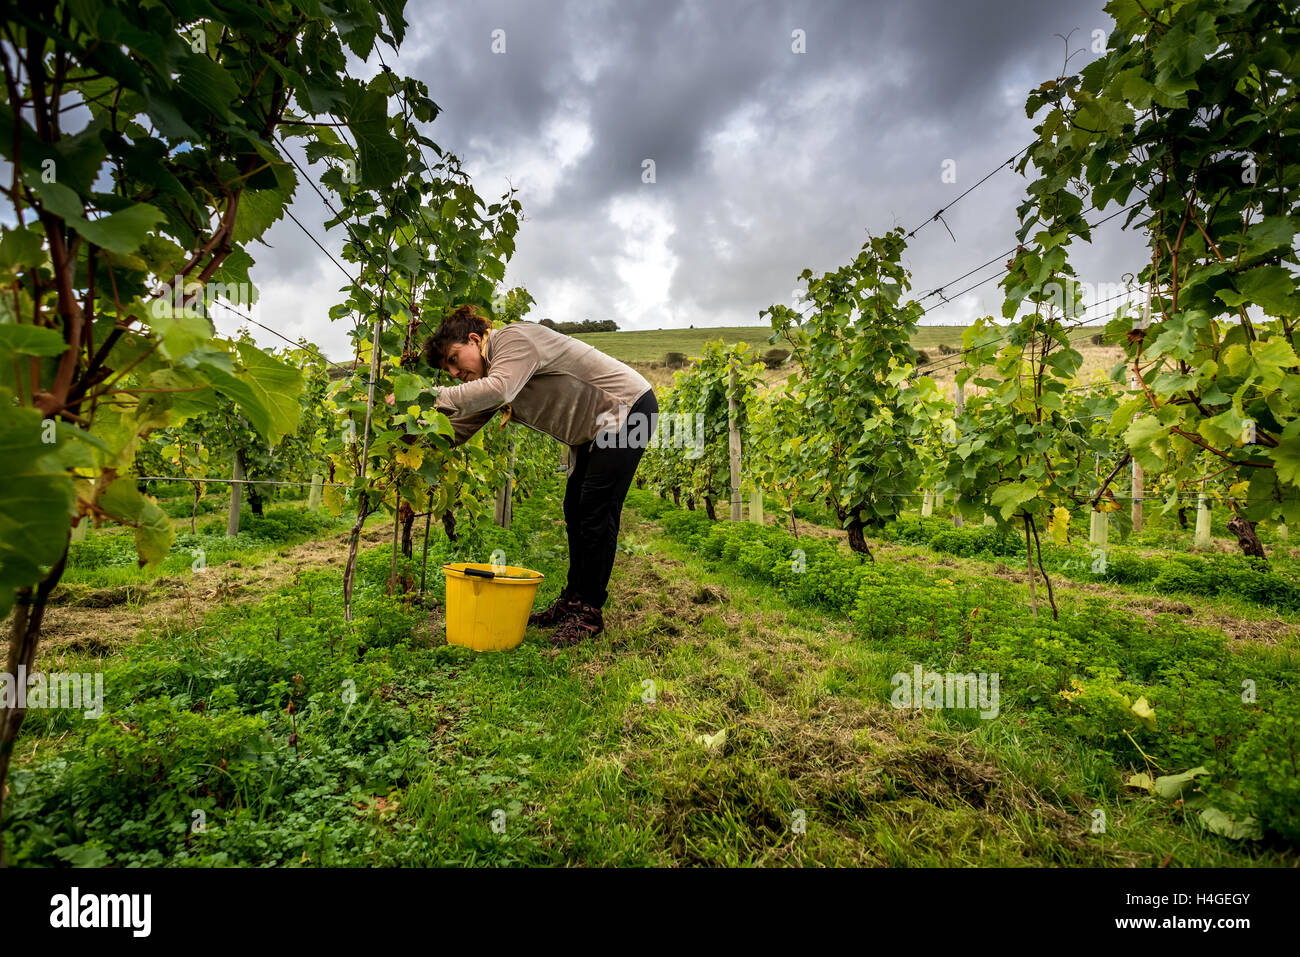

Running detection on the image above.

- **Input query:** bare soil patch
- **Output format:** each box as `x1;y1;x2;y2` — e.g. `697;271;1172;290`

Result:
33;524;392;667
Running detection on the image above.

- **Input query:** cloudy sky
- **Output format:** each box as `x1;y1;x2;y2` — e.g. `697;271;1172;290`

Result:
219;0;1149;361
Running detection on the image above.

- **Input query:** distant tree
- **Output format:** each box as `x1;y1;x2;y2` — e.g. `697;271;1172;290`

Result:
545;319;619;334
762;348;791;369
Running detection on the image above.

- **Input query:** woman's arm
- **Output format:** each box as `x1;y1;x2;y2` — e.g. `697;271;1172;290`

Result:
433;328;540;418
443;406;497;445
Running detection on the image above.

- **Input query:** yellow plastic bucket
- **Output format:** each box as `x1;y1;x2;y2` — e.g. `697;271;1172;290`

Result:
442;562;545;651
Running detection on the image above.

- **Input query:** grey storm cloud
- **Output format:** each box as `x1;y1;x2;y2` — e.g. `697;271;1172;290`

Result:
237;0;1150;357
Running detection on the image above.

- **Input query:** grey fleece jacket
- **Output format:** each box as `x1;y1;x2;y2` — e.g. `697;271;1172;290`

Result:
432;321;652;455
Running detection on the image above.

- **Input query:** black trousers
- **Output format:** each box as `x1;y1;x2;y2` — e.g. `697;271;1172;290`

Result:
563;389;658;608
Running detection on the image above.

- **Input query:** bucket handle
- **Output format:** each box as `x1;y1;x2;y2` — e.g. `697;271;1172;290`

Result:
459;566;540;581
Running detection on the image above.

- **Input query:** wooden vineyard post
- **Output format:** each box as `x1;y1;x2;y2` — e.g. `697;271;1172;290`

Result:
952;382;964;529
308;473;324;510
1194;481;1213;549
1128;374;1144;534
495;435;516;528
1129;290;1154;533
727;364;743;522
227;453;244;537
1130;464;1144;533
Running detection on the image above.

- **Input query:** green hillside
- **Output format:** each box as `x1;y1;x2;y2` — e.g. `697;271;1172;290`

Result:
573;324;977;365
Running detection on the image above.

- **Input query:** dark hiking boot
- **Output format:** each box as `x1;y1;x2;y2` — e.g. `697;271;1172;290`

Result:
528;588;580;627
549;602;604;647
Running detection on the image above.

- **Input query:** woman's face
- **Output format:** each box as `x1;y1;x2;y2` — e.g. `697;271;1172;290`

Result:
443;333;485;382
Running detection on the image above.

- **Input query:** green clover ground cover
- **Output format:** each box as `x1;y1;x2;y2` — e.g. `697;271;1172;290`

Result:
645;491;1300;851
876;515;1300;615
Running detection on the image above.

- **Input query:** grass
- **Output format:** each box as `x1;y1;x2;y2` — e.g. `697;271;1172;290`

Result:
9;478;1294;866
389;504;1294;865
571;325;779;363
641;494;1300;853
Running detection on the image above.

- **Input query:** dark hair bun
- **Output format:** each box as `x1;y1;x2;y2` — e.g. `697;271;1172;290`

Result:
422;303;492;368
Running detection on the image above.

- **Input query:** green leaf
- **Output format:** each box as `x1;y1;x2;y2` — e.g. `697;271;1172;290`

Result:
143;310;214;360
233;186;293;245
1268;420;1300;486
0;401;76;618
199;341;304;443
1251;337;1300;371
26;173;162;254
1199;807;1261;841
176;53;241;121
0;226;44;270
990;481;1036;520
1129;695;1157;731
345;85;405;190
1124;415;1169;472
75;203;166;256
1239;216;1296;257
1125;772;1155;792
96;477;172;567
1223;337;1298;391
393;373;423;403
1199;407;1244;449
373;0;408;45
49;114;109;194
1218;266;1300;318
141;82;201;141
0;325;67;357
50;843;111;868
1154;11;1216;80
391;245;423;276
26;177;85;222
695;728;727;751
42;421;109;472
1154;766;1210;800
